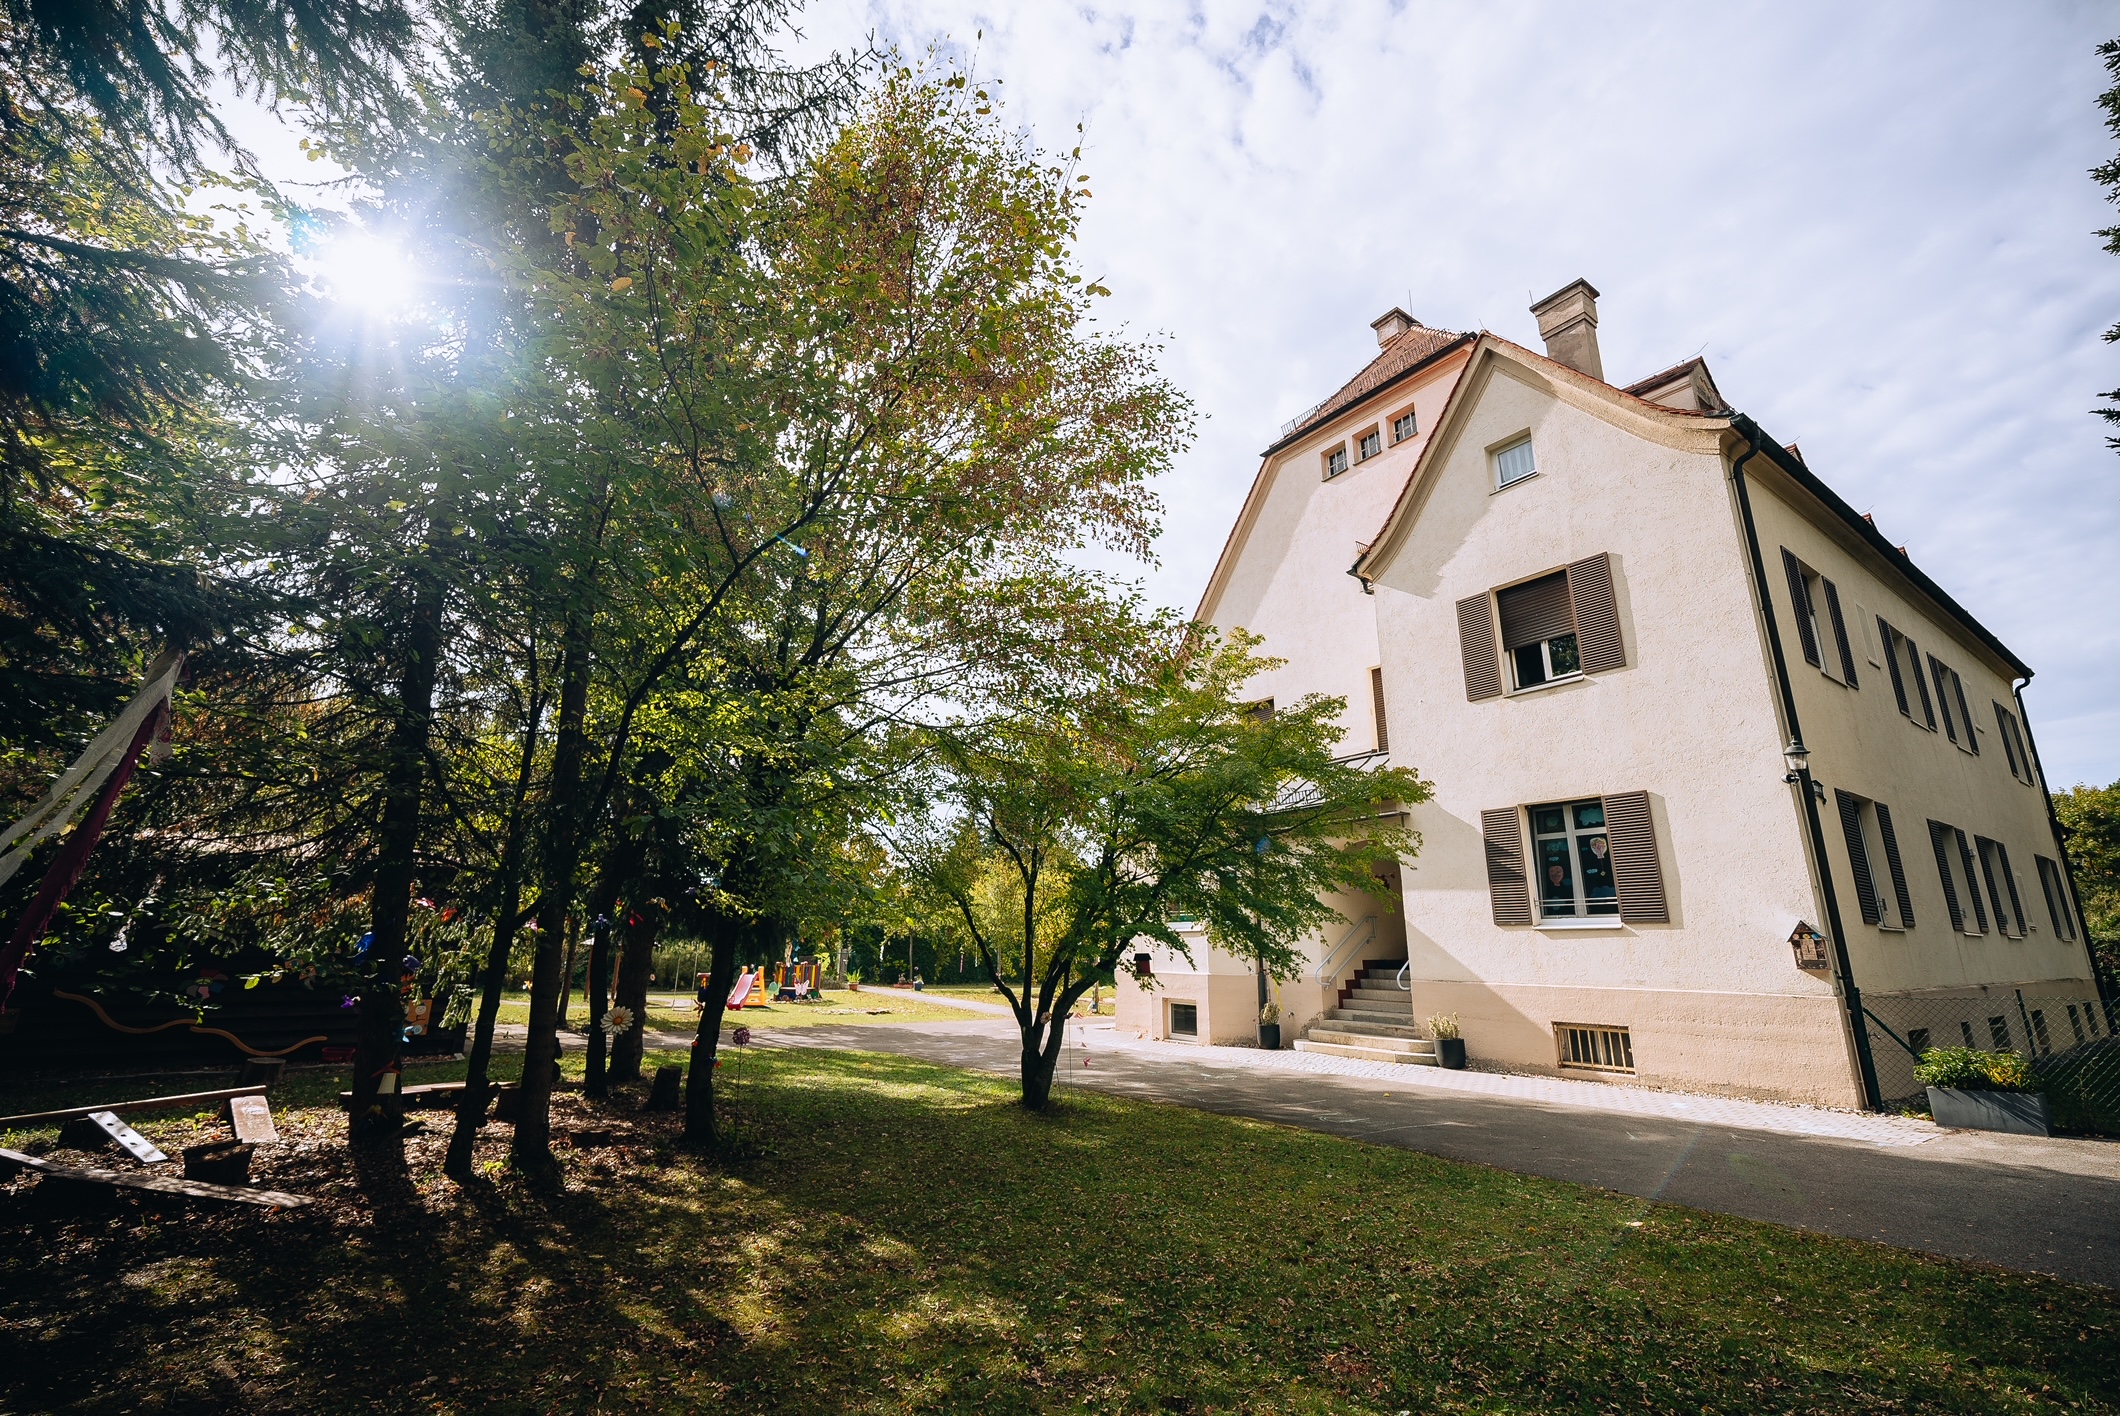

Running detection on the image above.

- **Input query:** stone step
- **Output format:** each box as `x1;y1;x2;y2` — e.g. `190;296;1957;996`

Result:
1311;1017;1428;1040
1330;1006;1417;1027
1293;1039;1440;1065
1305;1028;1436;1055
1345;984;1410;1002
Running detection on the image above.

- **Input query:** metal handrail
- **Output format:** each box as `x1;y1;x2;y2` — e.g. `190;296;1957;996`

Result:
1396;960;1412;991
1313;914;1377;987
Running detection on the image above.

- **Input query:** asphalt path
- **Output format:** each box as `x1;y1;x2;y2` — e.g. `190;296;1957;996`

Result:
755;1016;2120;1289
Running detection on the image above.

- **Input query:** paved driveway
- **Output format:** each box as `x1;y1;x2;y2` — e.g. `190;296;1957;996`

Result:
754;1016;2120;1289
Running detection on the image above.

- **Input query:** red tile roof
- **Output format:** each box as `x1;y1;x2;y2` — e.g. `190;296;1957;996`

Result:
1273;323;1471;448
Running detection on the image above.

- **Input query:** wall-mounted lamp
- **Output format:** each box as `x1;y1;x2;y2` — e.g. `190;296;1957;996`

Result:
1782;740;1810;780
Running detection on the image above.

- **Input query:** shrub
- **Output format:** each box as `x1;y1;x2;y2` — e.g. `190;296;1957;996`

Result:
1427;1012;1460;1042
1258;1001;1280;1025
1913;1046;2037;1092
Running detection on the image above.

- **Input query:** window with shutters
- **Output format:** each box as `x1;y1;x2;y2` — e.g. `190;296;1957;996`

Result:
2036;855;2077;941
1475;554;1628;698
1993;703;2033;784
1974;836;2026;939
1322;443;1349;479
1834;790;1912;930
1927;656;1977;756
1493;435;1536;489
1501;572;1579;690
1878;618;1935;730
1356;428;1382;462
1779;549;1858;686
1530;799;1620;920
1927;819;1987;936
1391;408;1418;444
1370;666;1389;754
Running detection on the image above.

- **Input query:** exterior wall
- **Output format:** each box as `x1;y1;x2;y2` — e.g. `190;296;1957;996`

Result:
1368;355;1865;1106
1206;348;1471;755
1744;465;2094;1002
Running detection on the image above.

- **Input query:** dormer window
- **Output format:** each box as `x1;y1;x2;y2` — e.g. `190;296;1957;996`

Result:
1357;429;1381;462
1323;445;1348;479
1392;410;1417;444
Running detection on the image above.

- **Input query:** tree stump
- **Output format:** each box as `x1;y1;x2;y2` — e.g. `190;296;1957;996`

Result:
643;1065;683;1112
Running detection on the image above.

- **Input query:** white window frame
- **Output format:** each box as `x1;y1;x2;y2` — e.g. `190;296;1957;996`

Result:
1391;408;1418;444
1323;443;1349;480
1856;799;1903;930
1527;798;1621;922
1509;633;1581;692
1167;999;1199;1039
1356;427;1382;462
1492;435;1537;490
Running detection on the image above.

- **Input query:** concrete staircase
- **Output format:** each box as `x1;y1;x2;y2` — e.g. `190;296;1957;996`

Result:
1293;958;1437;1066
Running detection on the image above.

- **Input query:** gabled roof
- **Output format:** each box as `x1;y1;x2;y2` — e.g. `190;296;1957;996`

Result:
1266;324;1473;454
1348;334;2033;681
1194;328;1474;625
1622;356;1723;413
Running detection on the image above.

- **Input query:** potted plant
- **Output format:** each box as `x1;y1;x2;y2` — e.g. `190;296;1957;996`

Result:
1915;1046;2050;1136
1257;1001;1282;1051
1428;1013;1465;1069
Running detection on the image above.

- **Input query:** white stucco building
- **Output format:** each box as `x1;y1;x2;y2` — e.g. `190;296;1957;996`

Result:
1118;281;2102;1108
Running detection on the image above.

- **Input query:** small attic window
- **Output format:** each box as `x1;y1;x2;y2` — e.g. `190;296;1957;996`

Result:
1323;444;1349;479
1392;409;1417;444
1494;436;1537;489
1357;429;1381;462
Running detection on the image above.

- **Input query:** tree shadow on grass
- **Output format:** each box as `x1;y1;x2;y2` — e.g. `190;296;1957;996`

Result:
1;1048;2117;1415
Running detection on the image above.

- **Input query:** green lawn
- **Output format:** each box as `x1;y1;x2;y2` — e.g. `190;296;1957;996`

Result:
2;1045;2114;1414
492;988;979;1032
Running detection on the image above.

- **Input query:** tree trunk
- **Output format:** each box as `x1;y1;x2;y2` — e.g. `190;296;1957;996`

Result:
514;620;592;1174
682;907;746;1147
556;918;578;1026
445;809;527;1180
583;913;613;1097
1020;1010;1068;1110
610;906;658;1083
350;565;445;1146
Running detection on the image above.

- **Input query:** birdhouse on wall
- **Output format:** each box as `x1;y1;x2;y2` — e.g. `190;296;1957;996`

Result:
1788;922;1830;971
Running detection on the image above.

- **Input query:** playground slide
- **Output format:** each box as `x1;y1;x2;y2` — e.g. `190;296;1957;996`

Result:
726;971;755;1010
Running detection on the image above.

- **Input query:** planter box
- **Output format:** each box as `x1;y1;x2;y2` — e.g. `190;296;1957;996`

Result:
1257;1023;1281;1051
1436;1038;1466;1070
1927;1086;2051;1137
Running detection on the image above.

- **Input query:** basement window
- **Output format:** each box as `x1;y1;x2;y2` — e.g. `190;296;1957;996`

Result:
1556;1023;1634;1074
1169;1002;1198;1037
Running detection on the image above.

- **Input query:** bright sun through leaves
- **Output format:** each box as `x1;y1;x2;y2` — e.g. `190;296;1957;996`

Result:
318;231;422;318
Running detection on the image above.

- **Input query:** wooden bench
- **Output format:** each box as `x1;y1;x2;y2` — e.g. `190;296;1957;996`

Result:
0;1147;307;1208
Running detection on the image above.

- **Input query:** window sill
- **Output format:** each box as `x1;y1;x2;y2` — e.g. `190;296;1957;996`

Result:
1492;471;1540;495
1536;918;1626;932
1507;673;1586;698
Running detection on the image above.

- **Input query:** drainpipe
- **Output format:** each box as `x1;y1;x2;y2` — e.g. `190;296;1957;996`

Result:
2013;677;2111;1002
1726;417;1883;1110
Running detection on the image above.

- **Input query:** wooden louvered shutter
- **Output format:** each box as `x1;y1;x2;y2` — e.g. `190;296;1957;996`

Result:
1995;842;2026;939
1781;549;1820;667
1822;579;1858;686
2005;713;2030;782
1880;618;1910;716
1928;820;1964;931
1953;828;1987;932
1370;666;1389;754
2037;856;2075;940
1567;552;1626;674
1835;791;1880;925
1601;790;1669;924
1951;674;1977;755
1457;595;1502;701
1480;808;1533;925
1994;703;2021;778
1975;837;2009;935
1928;656;1957;742
1875;803;1914;927
1906;635;1935;727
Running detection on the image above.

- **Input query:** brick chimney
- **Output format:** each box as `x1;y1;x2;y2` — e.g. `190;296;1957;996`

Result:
1370;306;1421;348
1529;279;1603;381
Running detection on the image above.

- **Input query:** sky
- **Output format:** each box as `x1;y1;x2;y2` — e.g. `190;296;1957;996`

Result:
234;2;2120;787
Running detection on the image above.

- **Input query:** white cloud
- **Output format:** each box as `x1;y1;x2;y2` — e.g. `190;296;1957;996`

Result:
795;0;2120;786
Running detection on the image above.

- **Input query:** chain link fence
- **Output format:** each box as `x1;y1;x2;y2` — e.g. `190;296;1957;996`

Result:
1861;987;2120;1135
